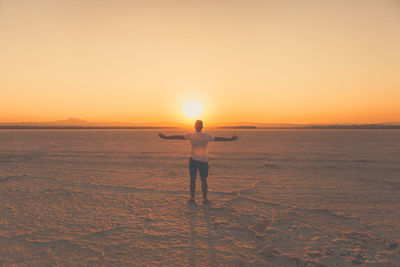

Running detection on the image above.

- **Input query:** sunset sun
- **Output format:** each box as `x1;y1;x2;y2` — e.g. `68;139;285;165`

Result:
182;100;204;119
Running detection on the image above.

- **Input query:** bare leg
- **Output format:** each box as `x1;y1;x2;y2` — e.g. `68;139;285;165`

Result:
190;175;196;199
200;176;208;200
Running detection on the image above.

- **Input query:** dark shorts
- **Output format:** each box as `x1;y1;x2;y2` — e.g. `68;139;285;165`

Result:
189;158;209;178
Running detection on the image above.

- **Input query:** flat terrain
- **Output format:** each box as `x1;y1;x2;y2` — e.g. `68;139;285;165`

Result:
1;130;399;266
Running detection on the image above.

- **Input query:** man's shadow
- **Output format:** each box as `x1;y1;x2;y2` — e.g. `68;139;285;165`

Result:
187;203;217;267
187;203;198;267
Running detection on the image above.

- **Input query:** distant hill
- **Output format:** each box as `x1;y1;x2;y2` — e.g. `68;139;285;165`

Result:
383;121;400;126
46;117;93;127
208;122;315;128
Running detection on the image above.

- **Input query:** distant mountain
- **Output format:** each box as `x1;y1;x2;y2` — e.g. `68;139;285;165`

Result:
0;117;188;128
0;117;96;127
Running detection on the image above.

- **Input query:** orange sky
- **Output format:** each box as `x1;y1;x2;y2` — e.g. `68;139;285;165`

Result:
1;0;400;124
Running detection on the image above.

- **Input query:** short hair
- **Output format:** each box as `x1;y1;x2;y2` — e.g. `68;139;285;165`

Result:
195;120;203;129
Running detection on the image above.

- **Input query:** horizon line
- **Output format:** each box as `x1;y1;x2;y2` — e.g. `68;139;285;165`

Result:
0;117;400;129
0;117;399;126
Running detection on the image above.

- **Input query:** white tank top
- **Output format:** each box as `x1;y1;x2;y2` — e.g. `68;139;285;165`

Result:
184;132;215;162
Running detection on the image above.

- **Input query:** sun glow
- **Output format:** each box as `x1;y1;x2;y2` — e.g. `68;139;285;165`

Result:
182;100;204;119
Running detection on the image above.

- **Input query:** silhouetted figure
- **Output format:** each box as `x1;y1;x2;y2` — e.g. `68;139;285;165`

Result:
158;120;238;204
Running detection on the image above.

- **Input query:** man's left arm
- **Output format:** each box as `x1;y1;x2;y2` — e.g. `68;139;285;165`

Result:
158;133;185;140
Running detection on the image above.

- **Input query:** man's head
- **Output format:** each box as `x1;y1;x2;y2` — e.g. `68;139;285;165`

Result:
194;120;203;132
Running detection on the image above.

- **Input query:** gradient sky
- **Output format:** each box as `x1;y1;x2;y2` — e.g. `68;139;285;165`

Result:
1;0;400;124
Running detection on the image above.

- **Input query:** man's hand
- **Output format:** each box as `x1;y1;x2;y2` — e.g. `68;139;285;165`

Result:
158;132;166;139
231;134;238;141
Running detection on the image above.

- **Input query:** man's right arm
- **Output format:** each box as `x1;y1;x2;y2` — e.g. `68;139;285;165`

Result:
214;135;238;141
158;133;185;140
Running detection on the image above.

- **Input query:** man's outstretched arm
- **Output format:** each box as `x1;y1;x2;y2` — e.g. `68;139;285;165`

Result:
158;133;185;140
214;134;238;142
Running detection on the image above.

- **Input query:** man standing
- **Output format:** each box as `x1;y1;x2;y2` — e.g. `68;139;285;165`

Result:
158;120;238;204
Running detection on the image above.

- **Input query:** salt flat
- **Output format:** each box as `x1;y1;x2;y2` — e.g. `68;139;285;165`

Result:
1;129;399;266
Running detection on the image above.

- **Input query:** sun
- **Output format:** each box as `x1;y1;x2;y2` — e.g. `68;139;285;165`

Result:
182;100;204;119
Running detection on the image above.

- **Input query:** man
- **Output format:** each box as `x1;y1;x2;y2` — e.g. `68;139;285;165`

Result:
158;120;238;204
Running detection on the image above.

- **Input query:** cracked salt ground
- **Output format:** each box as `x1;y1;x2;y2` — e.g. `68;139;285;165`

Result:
1;129;400;266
